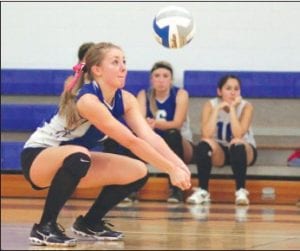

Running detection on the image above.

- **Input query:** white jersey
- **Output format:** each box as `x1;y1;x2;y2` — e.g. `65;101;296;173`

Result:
210;97;256;147
23;113;107;148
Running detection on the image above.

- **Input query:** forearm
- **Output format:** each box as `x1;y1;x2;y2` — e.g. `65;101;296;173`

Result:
150;133;186;167
201;108;218;138
126;136;177;175
154;120;182;130
229;107;244;138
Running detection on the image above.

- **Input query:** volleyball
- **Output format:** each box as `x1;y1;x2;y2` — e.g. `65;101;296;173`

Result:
153;6;195;49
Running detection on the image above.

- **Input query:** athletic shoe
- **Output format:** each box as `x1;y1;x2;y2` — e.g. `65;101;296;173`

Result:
71;215;123;240
167;186;184;203
186;188;210;204
29;222;76;247
235;188;250;205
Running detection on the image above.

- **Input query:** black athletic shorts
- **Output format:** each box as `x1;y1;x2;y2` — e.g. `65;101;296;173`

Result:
219;143;257;166
21;147;48;190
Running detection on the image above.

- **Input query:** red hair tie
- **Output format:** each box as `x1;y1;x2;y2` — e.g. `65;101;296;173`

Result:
65;63;86;91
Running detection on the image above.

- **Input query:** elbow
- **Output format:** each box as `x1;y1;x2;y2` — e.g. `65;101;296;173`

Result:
175;119;185;129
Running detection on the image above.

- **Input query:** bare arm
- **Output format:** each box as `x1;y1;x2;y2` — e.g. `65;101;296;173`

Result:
230;98;253;138
136;90;147;117
125;91;190;174
201;100;230;138
77;92;191;190
124;91;190;175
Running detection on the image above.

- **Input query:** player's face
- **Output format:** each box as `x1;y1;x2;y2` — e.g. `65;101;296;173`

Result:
218;78;241;104
151;68;172;93
95;48;127;89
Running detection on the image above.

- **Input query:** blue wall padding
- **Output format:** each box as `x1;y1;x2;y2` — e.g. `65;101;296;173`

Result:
1;104;58;131
1;69;72;95
1;141;24;170
184;71;300;98
1;69;150;96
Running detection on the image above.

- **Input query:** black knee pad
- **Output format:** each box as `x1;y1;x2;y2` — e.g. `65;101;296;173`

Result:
195;141;212;165
229;144;247;166
62;152;91;179
163;129;183;159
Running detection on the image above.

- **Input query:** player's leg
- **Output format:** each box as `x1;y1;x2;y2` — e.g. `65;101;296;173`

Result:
162;129;184;203
229;139;256;205
187;139;225;204
72;152;148;240
182;138;194;164
23;145;92;247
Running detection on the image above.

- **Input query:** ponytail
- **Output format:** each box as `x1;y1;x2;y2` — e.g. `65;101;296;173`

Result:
59;63;87;128
147;88;158;117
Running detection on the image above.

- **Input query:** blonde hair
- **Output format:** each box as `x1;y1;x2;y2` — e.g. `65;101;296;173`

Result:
148;61;173;116
59;42;122;128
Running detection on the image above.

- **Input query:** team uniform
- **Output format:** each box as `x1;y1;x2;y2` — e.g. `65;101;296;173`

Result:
145;86;193;142
24;81;124;149
186;97;257;206
210;97;256;148
21;81;144;245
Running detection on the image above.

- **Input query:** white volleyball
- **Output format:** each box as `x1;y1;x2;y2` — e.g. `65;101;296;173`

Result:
153;6;195;49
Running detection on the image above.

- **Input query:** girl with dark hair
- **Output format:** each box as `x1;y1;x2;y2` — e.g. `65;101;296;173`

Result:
187;75;257;206
64;42;95;90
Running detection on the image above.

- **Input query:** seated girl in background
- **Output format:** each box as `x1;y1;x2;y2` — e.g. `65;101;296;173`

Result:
137;61;195;203
187;75;257;206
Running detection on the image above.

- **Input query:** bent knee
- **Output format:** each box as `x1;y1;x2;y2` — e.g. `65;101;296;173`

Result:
136;161;148;178
230;138;245;145
68;145;91;158
63;152;91;179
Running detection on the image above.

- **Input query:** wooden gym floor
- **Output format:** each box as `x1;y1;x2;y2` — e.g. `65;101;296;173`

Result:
1;197;300;250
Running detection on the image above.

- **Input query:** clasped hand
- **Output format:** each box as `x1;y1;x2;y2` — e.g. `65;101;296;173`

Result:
169;165;191;190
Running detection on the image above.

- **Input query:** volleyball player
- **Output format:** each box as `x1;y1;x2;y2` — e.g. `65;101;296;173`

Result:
21;42;191;247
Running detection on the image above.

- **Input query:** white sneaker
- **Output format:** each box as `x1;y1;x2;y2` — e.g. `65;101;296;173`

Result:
186;188;210;204
235;188;249;205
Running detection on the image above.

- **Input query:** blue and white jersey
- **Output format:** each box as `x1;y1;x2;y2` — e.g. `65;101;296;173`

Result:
146;86;193;141
210;97;256;147
24;81;125;149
